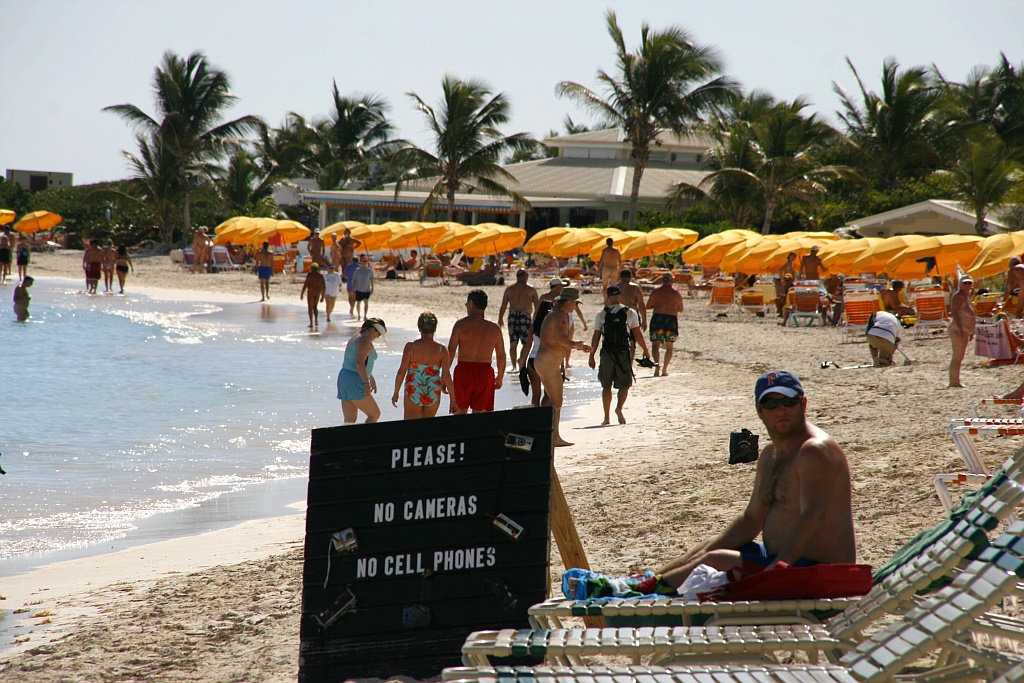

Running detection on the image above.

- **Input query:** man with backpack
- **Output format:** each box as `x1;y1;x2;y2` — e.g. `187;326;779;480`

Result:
588;285;652;425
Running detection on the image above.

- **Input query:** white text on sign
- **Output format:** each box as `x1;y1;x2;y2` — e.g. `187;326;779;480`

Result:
391;442;465;469
355;546;497;578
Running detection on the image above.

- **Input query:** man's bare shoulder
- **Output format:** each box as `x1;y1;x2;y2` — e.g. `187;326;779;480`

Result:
796;424;848;466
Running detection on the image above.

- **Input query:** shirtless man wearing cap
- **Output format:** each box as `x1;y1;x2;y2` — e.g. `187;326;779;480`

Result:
642;370;856;592
646;272;684;377
949;276;976;388
800;246;827;280
540;277;566;304
448;289;506;414
534;287;590;447
498;269;540;371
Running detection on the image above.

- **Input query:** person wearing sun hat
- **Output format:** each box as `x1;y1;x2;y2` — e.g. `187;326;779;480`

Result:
337;317;387;423
948;274;976;388
534;287;591;447
641;369;855;593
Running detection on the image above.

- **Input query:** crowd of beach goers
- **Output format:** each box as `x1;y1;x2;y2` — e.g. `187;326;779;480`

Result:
2;247;1023;681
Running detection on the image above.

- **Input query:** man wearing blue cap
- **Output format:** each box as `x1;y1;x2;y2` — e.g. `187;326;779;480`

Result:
646;370;856;592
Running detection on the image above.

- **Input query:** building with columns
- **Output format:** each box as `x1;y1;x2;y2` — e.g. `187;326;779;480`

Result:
297;128;713;231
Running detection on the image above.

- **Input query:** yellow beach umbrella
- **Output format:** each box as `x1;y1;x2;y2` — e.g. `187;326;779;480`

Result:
758;238;829;272
850;235;928;273
652;227;700;247
0;209;17;226
524;227;572;254
717;234;767;272
686;229;762;269
320;220;365;243
818;238;881;274
247;219;311;246
549;228;617;258
620;229;692;260
966;232;1024;279
884;234;984;278
388;221;449;250
587;230;643;261
230;217;279;245
348;224;393;252
433;224;484;254
13;210;62;233
212;216;254;245
462;225;527;258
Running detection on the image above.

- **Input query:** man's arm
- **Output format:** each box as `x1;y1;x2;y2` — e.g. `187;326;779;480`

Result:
493;325;506;388
498;289;510;326
658;448;772;573
447;321;462;365
635;288;647;329
588;327;602;369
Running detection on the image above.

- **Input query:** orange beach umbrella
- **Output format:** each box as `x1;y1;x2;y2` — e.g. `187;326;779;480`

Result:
433;224;484;254
462;225;527;258
0;209;16;226
13;210;62;233
966;232;1024;279
524;227;572;254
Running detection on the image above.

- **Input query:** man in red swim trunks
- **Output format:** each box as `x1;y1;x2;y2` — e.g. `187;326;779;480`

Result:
448;289;506;414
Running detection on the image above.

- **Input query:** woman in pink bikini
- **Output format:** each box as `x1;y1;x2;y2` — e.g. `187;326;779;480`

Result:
392;312;457;419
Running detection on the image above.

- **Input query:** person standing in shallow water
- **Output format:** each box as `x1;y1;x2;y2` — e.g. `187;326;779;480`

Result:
114;244;133;294
337;318;387;424
299;262;326;327
392;312;457;419
13;275;33;321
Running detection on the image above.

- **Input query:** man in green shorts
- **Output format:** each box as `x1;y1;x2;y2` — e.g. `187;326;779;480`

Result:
646;271;684;377
588;285;651;425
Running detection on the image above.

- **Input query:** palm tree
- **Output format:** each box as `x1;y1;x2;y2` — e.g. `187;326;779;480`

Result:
935;54;1024;159
556;10;738;230
834;57;942;190
941;134;1023;235
392;75;535;221
297;83;402;190
210;148;278;216
104;50;261;241
671;95;857;233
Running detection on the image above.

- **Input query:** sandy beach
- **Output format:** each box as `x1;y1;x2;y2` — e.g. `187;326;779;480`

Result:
1;249;1019;681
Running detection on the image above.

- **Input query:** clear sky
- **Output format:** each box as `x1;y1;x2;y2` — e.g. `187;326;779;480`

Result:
2;0;1022;186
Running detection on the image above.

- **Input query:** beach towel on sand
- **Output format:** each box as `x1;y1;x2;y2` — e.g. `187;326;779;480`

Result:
703;562;873;602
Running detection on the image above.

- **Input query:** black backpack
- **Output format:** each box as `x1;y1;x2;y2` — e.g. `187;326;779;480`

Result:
601;306;631;352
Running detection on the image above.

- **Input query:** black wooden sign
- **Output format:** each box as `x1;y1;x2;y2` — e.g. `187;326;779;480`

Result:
298;407;555;680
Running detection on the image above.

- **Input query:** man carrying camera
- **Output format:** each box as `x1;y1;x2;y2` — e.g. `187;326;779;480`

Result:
589;285;651;426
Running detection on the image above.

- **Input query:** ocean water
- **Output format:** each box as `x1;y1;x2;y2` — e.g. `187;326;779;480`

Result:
0;279;599;575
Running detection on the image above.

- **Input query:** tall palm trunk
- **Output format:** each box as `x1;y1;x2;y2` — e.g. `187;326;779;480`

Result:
180;166;192;244
761;197;778;235
628;146;650;230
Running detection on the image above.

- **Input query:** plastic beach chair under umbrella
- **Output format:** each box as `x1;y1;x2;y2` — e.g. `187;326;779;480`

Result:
462;225;527;258
13;210;62;233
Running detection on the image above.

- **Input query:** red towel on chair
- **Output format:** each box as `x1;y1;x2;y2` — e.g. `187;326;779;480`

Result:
703;563;873;602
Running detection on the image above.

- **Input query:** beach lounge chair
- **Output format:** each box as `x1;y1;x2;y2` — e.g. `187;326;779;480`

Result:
788;286;826;327
704;278;735;318
672;271;699;299
179;248;195;271
421;259;445;286
975;397;1024;418
528;469;1024;641
840;291;880;343
737;288;769;316
912;288;949;339
210;246;240;272
458;519;1024;676
975;292;1004;322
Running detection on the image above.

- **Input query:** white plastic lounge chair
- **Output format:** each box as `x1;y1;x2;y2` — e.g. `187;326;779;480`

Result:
457;523;1024;680
463;485;1024;668
935;423;1024;513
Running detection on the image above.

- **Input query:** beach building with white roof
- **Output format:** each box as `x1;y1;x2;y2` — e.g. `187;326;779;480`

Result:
297;128;713;231
845;199;1008;238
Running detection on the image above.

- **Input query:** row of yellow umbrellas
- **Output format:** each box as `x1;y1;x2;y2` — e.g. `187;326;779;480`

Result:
319;220;527;258
0;210;63;233
212;216;311;247
680;228;1024;280
524;226;700;260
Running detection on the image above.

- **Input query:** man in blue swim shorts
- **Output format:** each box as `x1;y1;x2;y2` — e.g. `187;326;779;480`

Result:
647;370;856;591
255;242;274;301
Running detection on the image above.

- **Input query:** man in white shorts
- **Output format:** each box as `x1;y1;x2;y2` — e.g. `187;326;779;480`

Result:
322;265;342;322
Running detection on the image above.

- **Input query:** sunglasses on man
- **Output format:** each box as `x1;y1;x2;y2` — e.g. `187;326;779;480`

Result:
758;395;802;410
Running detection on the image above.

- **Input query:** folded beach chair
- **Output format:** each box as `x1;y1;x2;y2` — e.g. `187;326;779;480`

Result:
912;288;950;339
458;521;1024;678
788;286;826;327
421;259;445;286
704;278;736;318
935;424;1024;513
840;291;881;343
